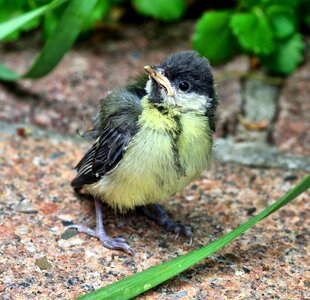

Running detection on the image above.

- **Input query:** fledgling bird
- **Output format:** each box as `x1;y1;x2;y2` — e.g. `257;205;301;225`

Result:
68;51;218;254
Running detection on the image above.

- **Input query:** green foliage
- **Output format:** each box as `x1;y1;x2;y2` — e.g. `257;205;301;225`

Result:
193;0;307;75
0;0;98;80
192;10;238;64
0;0;44;40
82;0;110;31
230;10;274;55
0;0;68;41
0;0;309;79
0;0;52;40
0;0;186;42
266;5;296;39
261;33;304;74
132;0;186;21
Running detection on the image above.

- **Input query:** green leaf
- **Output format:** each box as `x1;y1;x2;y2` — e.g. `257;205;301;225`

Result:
266;5;296;39
0;65;20;81
43;10;61;40
132;0;186;21
0;0;25;22
0;0;98;81
192;10;237;64
77;174;310;300
0;0;68;40
1;30;21;41
20;15;41;31
230;9;274;55
82;0;110;31
25;0;98;78
262;33;304;74
0;0;41;40
42;3;69;40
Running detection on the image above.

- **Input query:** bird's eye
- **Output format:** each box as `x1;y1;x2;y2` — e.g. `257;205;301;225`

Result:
178;81;190;92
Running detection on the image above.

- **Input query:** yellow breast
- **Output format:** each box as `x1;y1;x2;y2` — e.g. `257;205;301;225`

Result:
86;98;212;211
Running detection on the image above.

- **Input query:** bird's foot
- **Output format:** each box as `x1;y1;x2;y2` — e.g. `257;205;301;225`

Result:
142;204;193;244
162;219;193;243
66;224;134;255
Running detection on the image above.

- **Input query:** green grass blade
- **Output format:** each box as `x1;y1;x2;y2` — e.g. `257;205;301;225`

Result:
0;64;20;81
0;0;98;81
78;173;310;300
0;0;68;40
24;0;98;78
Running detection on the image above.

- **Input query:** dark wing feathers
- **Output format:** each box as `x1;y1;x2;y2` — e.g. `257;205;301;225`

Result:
71;87;143;188
71;145;96;187
92;127;131;174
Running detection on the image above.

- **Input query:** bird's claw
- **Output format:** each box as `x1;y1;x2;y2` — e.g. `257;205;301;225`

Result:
142;204;193;244
99;235;135;255
65;224;134;255
172;224;193;245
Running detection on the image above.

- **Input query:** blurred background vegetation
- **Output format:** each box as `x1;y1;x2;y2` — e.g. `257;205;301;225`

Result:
0;0;310;78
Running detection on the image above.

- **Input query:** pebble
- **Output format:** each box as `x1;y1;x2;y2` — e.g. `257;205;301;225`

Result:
32;156;46;167
15;202;38;214
58;237;85;248
246;207;257;216
25;243;36;253
49;151;65;160
235;270;244;276
61;229;79;240
167;290;188;298
49;226;59;233
185;195;196;201
35;256;52;270
15;226;29;235
57;214;74;222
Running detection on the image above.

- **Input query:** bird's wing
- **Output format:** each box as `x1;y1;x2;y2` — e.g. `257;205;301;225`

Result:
76;75;148;142
71;88;143;188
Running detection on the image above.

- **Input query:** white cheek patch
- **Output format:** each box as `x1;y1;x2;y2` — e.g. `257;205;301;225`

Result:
175;91;211;112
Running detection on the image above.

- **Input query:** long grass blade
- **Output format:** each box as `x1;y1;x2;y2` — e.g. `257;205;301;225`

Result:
0;0;98;81
0;0;68;40
78;173;310;300
24;0;97;78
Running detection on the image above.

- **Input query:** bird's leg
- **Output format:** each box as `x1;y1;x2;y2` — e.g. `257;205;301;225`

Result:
66;199;134;254
141;204;192;244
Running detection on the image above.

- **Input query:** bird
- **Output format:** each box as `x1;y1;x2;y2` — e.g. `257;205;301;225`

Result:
67;51;218;254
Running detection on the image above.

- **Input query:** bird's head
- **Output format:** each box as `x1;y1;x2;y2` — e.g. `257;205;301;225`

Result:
144;51;216;112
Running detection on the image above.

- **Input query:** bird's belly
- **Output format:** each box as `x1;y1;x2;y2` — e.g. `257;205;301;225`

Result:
86;111;212;211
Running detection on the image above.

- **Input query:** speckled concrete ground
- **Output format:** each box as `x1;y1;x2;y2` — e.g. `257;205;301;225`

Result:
0;20;310;300
0;126;309;299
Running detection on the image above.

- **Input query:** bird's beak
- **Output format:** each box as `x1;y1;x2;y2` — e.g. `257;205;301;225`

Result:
144;65;174;97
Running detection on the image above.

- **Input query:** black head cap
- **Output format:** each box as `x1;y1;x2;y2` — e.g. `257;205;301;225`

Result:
157;51;217;132
159;51;216;100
